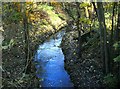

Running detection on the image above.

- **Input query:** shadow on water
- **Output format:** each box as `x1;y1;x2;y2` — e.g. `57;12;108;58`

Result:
34;30;74;88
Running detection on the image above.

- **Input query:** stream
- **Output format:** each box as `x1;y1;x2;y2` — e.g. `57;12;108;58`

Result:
34;30;74;88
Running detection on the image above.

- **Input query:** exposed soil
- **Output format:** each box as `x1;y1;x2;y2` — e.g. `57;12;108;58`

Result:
2;23;66;88
61;29;104;89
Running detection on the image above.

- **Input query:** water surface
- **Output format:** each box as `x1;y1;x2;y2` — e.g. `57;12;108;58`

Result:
35;31;73;87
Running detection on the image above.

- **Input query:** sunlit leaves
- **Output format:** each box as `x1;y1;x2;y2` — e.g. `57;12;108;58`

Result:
80;3;90;8
79;18;91;24
104;3;113;10
12;2;21;12
104;12;112;30
38;4;53;11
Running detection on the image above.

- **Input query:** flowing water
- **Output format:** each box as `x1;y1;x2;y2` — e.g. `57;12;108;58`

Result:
34;30;74;88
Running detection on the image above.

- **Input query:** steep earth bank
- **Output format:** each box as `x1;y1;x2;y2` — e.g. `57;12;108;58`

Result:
61;29;104;89
2;22;66;88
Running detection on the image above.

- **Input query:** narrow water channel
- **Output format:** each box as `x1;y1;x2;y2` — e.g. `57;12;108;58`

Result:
34;30;74;88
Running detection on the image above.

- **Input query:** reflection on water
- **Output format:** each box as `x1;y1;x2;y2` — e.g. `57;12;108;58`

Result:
34;30;74;87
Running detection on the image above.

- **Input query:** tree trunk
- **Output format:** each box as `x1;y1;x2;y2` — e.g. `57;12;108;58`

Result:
97;2;109;74
92;2;98;17
22;3;30;74
116;2;120;88
85;6;89;18
110;3;116;43
64;3;75;20
109;2;116;73
76;2;82;58
115;3;120;41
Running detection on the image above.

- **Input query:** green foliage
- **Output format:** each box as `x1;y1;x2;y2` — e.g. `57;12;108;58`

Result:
79;17;91;24
113;41;120;50
104;12;112;30
70;8;77;19
2;2;119;88
80;3;89;8
104;3;113;10
2;3;22;23
113;42;120;62
2;39;15;49
11;11;22;22
103;73;117;89
57;13;66;20
38;4;53;11
113;55;120;62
